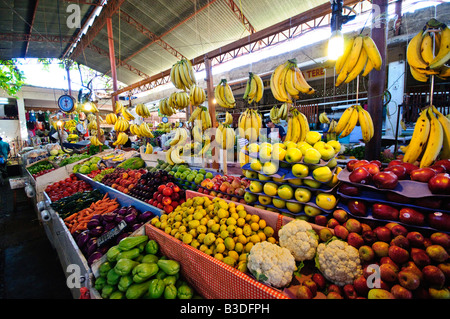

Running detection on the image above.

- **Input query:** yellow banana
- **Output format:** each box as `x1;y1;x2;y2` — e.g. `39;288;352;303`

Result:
362;36;382;71
357;105;372;143
407;31;428;70
410;65;429;82
429;25;450;70
362;58;374;77
272;61;291;102
334;106;355;135
285;116;293;141
166;148;175;165
420;107;443;168
253;73;264;103
285;67;300;98
298;112;309;142
420;33;435;65
346;36;364;74
403;109;431;164
432;106;450;160
340;106;359;138
336;37;355;74
344;47;368;83
290;115;301;143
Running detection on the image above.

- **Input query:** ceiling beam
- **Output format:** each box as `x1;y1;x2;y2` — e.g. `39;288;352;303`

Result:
223;0;256;34
62;0;103;6
0;33;75;43
24;0;40;57
69;0;126;59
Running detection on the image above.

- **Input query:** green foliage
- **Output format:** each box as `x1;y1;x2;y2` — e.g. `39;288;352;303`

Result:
0;60;25;97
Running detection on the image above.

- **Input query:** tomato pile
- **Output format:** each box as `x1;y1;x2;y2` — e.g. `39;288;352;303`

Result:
45;174;93;202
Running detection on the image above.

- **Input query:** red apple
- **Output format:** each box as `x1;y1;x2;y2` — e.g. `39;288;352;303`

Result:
402;261;424;281
411;248;431;268
399;207;425;226
430;232;450;249
363;163;381;175
384;165;408;180
372;203;399;221
406;232;425;248
343;284;358;299
326;218;340;229
411;167;438;182
398;162;419;175
314;215;328;227
344;218;362;233
347;232;364;249
391;224;408;237
373;171;399;190
426;245;449;263
391;284;413;299
353;275;370;297
347;199;367;217
390;235;410;250
334;225;349;240
422;265;446;289
338;183;360;196
372;241;390;257
362;230;377;245
359;245;376;262
428;173;450;194
380;263;399;282
302;279;318;297
162;196;172;206
398;269;421;290
370;160;382;168
349;167;372;184
326;291;343;299
437;263;450;283
327;284;342;295
388;245;410;264
374;226;392;242
346;159;359;172
353;160;370;169
296;285;313;299
434;159;450;172
163;204;173;213
428;212;450;231
430;164;447;174
388;160;403;167
312;273;326;290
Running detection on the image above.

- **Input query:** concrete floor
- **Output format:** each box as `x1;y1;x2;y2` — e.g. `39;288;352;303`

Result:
0;176;72;299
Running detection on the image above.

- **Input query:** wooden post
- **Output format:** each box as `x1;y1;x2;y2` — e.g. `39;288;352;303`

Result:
205;57;220;171
365;0;388;161
107;17;118;106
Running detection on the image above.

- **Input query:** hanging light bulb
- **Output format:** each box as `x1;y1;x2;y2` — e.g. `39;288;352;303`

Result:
328;30;344;61
328;0;355;61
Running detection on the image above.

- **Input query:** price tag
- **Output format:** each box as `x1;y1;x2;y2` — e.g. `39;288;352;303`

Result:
97;220;127;247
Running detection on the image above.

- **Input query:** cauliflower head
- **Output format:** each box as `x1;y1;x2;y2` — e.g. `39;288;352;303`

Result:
278;219;318;262
316;238;362;286
247;241;296;288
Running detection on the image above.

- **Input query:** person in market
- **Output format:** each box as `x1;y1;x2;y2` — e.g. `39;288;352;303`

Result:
265;118;286;142
0;137;11;185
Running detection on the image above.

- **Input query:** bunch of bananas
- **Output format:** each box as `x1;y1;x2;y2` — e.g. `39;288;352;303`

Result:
135;103;151;118
113;132;129;146
158;122;172;133
270;58;314;103
238;109;262;142
403;106;450;168
327;119;338;141
145;143;153;154
168;91;190;110
188;106;212;131
166;146;186;165
90;136;103;146
83;101;99;113
214;79;236;108
269;103;288;124
285;109;309;143
64;119;77;132
105;113;118;125
159;98;177;116
222;112;233;125
90;129;104;137
169;128;189;147
189;85;206;106
139;122;154;138
335;35;382;87
87;120;97;130
215;124;236;150
170;59;196;91
243;72;264;104
407;19;450;82
332;105;374;143
190;125;211;157
114;117;130;132
319;112;330;124
115;101;124;114
121;107;135;121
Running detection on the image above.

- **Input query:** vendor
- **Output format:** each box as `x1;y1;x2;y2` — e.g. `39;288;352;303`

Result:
265;119;286;142
0;136;10;181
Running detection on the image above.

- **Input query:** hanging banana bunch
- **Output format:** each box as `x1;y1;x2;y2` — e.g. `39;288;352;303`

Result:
319;111;330;124
129;124;141;137
87;120;97;130
237;109;262;142
243;72;264;104
332;105;374;142
407;19;450;82
114;116;130;132
327;119;338;141
159;98;177;116
105;113;118;125
270;58;315;103
214;79;236;108
121;106;135;121
115;101;123;114
222;112;233;125
188;106;212;131
170;59;196;91
284;109;309;143
139;122;154;138
270;103;288;124
215;124;236;150
168;91;190;110
90;136;103;146
83;101;99;113
189;85;206;106
113;132;129;146
402;106;450;167
135;103;151;118
169;127;189;147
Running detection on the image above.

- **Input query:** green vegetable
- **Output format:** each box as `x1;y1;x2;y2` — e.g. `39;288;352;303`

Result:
106;245;122;262
137;241;147;253
141;254;159;264
147;278;165;299
106;268;121;285
177;284;194;299
144;240;159;255
109;290;125;299
155;269;167;280
132;263;159;283
118;235;148;251
117;248;140;261
94;276;107;291
117;157;145;170
135;254;144;263
163;275;177;286
125;280;152;299
164;284;177;299
157;259;180;275
101;284;116;299
99;261;113;277
118;275;134;292
114;258;139;276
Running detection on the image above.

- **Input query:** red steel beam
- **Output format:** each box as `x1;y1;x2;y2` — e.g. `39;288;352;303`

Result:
69;0;125;59
107;17;119;103
24;0;39;57
223;0;256;34
0;33;75;43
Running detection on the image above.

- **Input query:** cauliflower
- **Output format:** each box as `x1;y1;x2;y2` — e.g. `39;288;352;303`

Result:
247;241;296;288
316;238;363;286
278;219;318;262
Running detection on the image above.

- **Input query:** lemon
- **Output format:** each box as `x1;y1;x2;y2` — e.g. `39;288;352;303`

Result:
217;208;229;219
250;222;259;231
193;211;202;220
215;237;224;245
182;233;193;244
245;242;254;253
239;253;248;262
222;256;236;266
236;204;245;211
219;224;227;232
164;226;172;234
220;230;229;239
258;219;267;229
235;242;244;253
243;225;252;236
250;234;261;243
228;250;239;261
197;225;207;234
210;224;220;233
206;219;216;228
237;209;247;218
216;243;226;253
214;253;224;261
236;217;246;227
230;212;239;220
204;233;216;245
235;227;243;236
263;226;274;237
267;236;277;244
226;217;237;226
224;237;235;250
258;231;267;241
237;234;247;244
250;214;260;223
219;218;228;226
197;233;206;243
200;217;208;225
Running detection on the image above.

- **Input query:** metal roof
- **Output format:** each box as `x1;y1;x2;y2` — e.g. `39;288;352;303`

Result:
0;0;329;86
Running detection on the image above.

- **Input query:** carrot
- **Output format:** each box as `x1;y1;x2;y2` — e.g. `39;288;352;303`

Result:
64;213;78;222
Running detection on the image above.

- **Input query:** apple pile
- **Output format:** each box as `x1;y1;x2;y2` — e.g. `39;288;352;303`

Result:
147;182;186;214
347;159;450;194
198;174;250;203
44;174;93;202
314;209;450;299
101;167;147;194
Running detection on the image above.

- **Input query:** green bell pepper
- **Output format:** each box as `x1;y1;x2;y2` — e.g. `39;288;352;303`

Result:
94;276;107;291
99;261;113;277
114;258;139;276
177;284;194;299
144;239;159;255
106;268;121;286
125;280;152;299
164;284;177;299
157;259;180;275
132;263;159;283
118;235;148;251
117;248;140;261
163;275;177;286
106;245;121;262
147;278;165;299
141;254;159;264
101;284;116;299
109;290;125;299
118;275;134;292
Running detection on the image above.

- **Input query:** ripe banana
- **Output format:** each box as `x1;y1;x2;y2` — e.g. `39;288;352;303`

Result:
429;24;450;70
362;36;383;71
334;106;356;136
105;113;117;125
223;112;233;125
340;106;359;138
170;59;196;91
238;109;261;142
114;117;129;132
432;106;450;159
344;47;368;84
357;105;374;143
121;107;135;121
113;132;129;146
189;85;206;106
135;103;150;118
403;109;431;164
115;101;123;114
145;143;153;154
243;72;264;104
319;111;330;124
90;136;103;146
420;107;443;168
214;79;235;108
284;109;309;143
335;37;355;73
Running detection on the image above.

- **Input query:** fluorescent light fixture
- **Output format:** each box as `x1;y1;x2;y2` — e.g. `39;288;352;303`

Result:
328;31;345;61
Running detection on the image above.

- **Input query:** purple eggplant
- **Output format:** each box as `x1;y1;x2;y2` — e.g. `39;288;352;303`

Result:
89;226;104;237
124;213;137;225
87;242;99;256
90;214;103;222
138;211;154;223
117;207;128;216
88;252;103;265
86;237;97;249
77;230;90;248
127;206;138;215
104;222;116;232
87;218;101;230
102;212;117;223
131;223;143;232
115;214;124;223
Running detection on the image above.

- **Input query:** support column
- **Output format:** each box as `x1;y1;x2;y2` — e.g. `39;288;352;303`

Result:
107;17;118;106
365;0;388;160
204;57;219;171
